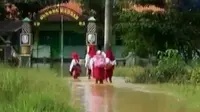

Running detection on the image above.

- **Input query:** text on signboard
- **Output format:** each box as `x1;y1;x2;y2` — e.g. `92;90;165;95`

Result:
40;7;79;20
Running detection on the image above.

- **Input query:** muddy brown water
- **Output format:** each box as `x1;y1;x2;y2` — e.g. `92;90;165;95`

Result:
70;77;195;112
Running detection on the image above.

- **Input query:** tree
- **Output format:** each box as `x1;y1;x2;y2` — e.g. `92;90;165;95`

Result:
114;4;200;60
0;0;71;20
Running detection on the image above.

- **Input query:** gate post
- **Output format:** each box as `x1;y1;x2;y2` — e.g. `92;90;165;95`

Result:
19;17;32;67
85;16;97;76
4;40;11;64
86;16;97;51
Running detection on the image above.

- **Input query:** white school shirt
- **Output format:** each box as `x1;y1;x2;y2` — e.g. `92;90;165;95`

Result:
85;54;90;68
89;57;94;70
69;59;79;72
105;58;116;65
102;52;106;58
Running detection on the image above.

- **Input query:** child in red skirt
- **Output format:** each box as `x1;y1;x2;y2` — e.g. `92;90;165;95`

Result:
104;48;116;83
69;52;81;79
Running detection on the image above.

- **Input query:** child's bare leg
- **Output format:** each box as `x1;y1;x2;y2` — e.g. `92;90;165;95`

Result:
100;79;103;84
95;79;98;84
109;76;112;83
105;77;108;82
73;75;76;79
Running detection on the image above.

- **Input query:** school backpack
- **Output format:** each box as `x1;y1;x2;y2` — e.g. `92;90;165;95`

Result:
94;54;105;67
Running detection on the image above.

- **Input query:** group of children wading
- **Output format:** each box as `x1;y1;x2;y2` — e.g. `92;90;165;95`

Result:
69;45;116;84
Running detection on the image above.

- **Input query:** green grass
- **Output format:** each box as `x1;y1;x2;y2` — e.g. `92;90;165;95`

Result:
0;66;77;112
114;66;144;78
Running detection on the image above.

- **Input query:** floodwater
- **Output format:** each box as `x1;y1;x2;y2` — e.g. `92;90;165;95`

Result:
70;77;192;112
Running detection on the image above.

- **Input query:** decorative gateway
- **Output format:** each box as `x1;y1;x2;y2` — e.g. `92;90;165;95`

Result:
38;1;85;21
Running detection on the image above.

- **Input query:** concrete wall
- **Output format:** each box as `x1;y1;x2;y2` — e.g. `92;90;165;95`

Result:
38;22;84;33
31;45;124;74
32;45;125;58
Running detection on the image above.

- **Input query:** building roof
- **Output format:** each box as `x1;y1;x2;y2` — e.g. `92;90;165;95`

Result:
122;4;165;13
0;21;23;32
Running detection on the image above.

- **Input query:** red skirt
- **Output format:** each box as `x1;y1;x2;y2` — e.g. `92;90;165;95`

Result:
105;66;114;79
72;65;81;79
93;67;105;80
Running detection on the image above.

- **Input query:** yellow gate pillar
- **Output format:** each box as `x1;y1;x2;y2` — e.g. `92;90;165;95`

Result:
19;17;32;67
86;16;97;51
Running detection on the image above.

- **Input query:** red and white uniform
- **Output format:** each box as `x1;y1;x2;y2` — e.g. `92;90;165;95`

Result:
92;50;106;84
85;45;96;79
104;49;116;83
69;52;81;79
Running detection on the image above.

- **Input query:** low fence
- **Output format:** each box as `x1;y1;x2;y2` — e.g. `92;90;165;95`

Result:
115;52;157;67
0;45;19;67
31;52;158;68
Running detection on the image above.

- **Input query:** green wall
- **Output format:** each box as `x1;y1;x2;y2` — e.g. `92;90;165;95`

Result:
32;45;124;58
38;22;85;33
37;22;85;58
33;21;123;58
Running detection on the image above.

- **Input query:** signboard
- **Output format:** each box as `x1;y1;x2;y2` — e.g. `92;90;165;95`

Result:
39;6;80;20
20;33;31;45
86;33;97;45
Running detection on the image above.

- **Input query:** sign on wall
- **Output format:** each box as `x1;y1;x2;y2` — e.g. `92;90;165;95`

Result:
86;33;97;45
20;33;31;46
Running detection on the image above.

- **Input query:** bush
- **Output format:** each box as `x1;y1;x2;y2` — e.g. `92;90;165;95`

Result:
114;66;145;82
187;59;200;84
148;49;189;84
134;67;156;83
190;67;200;84
114;66;144;77
115;49;193;84
0;66;76;112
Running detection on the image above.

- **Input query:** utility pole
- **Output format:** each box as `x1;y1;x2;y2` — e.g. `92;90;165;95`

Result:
60;14;64;77
59;2;64;77
104;0;113;50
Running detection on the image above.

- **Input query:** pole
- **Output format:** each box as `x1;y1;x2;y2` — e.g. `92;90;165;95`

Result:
60;5;64;77
36;30;39;69
104;0;112;51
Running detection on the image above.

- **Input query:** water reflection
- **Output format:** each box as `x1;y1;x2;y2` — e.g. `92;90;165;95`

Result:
71;81;114;112
88;85;114;112
71;79;192;112
114;90;186;112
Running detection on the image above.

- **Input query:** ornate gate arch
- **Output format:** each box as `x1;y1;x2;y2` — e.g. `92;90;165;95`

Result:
37;2;85;21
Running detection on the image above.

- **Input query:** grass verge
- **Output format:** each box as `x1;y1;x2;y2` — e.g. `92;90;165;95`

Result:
0;66;77;112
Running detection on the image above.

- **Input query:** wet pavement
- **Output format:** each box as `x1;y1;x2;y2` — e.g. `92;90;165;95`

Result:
69;77;194;112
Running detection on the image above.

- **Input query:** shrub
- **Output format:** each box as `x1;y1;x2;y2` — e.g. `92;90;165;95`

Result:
114;67;134;77
114;66;145;82
190;67;200;85
134;66;157;83
150;49;189;84
0;66;76;112
115;49;191;84
188;59;200;84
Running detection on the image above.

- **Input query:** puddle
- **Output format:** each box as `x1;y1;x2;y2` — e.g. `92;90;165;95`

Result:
70;77;194;112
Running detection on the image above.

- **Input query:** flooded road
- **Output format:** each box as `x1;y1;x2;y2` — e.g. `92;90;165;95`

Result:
70;77;189;112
